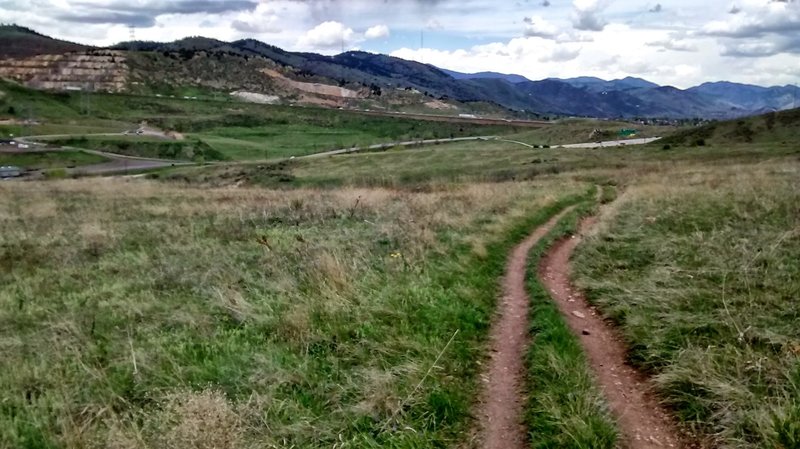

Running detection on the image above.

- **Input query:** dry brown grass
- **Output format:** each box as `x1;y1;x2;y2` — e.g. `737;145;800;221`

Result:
0;176;588;448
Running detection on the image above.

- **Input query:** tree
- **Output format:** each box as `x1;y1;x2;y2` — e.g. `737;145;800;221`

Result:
7;106;15;115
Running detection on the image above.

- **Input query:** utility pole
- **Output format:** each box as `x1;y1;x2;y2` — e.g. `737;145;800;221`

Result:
420;29;424;64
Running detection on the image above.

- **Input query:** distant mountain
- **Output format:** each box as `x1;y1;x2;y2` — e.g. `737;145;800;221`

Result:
688;82;800;112
0;25;89;58
1;25;797;120
440;69;530;84
554;76;660;93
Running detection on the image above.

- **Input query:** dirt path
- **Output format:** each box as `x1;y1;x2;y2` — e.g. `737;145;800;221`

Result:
538;216;689;448
476;206;575;449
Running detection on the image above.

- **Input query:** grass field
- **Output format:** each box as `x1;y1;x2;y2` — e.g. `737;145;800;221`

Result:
4;75;800;448
167;138;800;188
573;162;800;448
1;79;521;161
0;150;107;169
0;176;591;448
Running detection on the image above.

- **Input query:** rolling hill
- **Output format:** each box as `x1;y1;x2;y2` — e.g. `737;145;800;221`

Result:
659;107;800;146
1;25;798;120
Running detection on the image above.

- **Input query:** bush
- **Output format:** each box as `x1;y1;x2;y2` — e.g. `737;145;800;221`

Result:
7;106;15;115
662;144;672;150
695;138;706;147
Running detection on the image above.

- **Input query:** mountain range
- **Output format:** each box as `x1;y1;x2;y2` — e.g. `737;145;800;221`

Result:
1;25;798;120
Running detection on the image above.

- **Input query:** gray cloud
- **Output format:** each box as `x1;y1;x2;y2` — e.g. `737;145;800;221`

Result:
721;36;800;57
649;4;662;13
728;5;741;14
572;0;609;32
58;1;258;26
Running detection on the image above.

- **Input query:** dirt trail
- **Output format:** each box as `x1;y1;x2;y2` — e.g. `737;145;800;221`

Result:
539;216;690;449
476;206;575;449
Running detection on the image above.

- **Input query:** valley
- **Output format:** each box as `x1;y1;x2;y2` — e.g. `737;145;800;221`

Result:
1;21;799;449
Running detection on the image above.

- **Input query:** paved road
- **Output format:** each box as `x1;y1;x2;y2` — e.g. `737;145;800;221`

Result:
557;137;661;148
68;149;193;175
299;135;499;159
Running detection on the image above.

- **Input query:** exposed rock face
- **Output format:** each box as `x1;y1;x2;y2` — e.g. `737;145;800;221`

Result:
0;51;128;92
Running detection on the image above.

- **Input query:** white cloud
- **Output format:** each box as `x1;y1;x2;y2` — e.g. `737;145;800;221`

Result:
365;24;390;40
523;16;560;39
646;37;698;52
702;1;800;37
297;21;357;50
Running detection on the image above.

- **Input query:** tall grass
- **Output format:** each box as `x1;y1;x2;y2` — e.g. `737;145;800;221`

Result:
0;177;588;448
572;161;800;447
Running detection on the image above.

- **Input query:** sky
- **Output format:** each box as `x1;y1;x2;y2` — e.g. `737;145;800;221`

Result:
2;0;799;88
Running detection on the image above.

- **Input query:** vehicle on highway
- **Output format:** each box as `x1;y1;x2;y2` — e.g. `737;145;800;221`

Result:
0;165;22;178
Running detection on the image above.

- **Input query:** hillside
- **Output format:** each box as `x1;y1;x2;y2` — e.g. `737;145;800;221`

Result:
0;25;89;59
660;107;800;146
1;25;799;120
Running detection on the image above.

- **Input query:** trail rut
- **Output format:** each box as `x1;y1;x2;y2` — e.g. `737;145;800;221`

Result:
538;216;691;448
476;206;575;449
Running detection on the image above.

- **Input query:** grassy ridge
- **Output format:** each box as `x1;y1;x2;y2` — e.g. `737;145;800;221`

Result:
572;163;800;447
660;107;800;147
523;189;618;449
0;178;589;448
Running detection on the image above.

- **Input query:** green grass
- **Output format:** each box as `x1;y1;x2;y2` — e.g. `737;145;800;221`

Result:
524;197;618;449
172;138;800;189
0;150;107;169
44;136;225;161
1;79;520;161
572;162;800;448
0;177;590;448
0;121;134;138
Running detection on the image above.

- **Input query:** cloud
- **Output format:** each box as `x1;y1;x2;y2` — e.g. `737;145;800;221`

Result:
523;16;559;39
702;1;800;38
297;21;357;50
646;38;698;52
540;46;582;62
56;0;258;26
365;24;390;40
542;0;551;6
426;18;444;30
728;5;741;14
721;36;800;57
572;0;610;31
649;4;663;13
231;6;282;34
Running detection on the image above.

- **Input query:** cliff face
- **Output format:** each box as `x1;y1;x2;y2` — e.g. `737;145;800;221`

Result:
0;51;128;92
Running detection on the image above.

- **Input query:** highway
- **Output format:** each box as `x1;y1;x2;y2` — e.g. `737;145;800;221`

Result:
557;137;661;148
